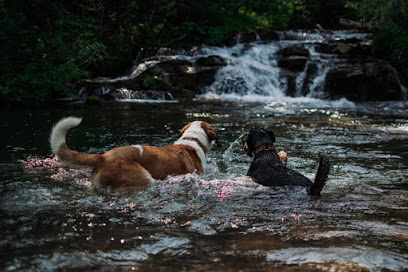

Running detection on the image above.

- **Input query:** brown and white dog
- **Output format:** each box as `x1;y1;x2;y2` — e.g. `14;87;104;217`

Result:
50;117;218;191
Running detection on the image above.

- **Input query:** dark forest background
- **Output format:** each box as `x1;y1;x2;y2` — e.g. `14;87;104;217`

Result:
1;0;407;103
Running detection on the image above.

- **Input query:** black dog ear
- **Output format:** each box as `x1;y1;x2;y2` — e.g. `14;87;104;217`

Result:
267;130;276;143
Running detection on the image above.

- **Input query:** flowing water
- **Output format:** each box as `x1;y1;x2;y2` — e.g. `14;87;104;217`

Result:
1;100;408;271
1;31;408;271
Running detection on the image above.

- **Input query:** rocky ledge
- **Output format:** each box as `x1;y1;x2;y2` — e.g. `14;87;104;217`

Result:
78;30;406;102
79;55;227;102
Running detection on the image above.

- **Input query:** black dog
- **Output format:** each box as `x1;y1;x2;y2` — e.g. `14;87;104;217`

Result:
243;128;330;196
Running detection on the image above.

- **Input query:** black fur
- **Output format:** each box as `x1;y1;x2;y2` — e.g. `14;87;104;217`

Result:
244;128;330;196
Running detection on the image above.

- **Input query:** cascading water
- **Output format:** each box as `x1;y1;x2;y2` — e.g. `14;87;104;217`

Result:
200;43;287;100
94;30;405;105
197;30;373;103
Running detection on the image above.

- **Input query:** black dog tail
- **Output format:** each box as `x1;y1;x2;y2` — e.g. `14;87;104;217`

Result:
309;153;331;196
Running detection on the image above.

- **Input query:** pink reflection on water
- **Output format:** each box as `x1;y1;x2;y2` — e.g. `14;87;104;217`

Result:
21;155;59;170
20;155;90;185
165;174;243;201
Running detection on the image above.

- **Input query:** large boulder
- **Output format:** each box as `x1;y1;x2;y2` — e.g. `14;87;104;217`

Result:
79;55;227;101
258;30;280;42
325;59;403;101
277;46;310;72
139;56;225;93
196;55;227;67
277;46;310;57
278;56;309;72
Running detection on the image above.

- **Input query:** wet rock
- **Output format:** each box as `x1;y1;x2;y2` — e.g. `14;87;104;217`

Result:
258;30;280;41
278;46;310;57
238;30;259;44
301;63;320;96
278;56;309;72
336;41;372;55
80;56;226;101
337;42;352;54
325;59;403;101
314;43;338;54
79;72;182;101
285;75;297;97
139;59;222;94
196;55;227;67
314;40;372;56
277;46;310;72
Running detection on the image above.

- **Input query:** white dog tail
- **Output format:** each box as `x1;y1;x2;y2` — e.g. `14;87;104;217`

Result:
50;117;102;168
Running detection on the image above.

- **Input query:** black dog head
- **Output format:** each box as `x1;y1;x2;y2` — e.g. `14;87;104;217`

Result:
243;128;276;157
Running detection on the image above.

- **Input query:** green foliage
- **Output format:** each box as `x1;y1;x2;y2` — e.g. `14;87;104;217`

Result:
347;0;408;80
87;95;101;102
0;0;105;102
142;76;158;89
7;0;405;103
373;27;408;63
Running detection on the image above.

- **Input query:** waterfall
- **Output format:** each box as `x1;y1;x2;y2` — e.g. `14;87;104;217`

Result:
199;43;286;101
92;30;405;105
196;30;375;104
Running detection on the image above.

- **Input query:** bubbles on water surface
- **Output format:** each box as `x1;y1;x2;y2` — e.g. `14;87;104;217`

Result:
2;97;408;271
266;247;408;271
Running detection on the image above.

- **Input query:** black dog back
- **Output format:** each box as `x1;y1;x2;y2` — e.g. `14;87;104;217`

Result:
247;150;313;187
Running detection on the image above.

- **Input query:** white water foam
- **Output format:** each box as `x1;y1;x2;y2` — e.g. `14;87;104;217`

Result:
117;99;178;104
196;38;357;108
200;92;355;109
266;247;408;271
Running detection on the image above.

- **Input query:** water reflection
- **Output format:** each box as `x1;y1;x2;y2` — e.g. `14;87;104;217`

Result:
1;101;408;271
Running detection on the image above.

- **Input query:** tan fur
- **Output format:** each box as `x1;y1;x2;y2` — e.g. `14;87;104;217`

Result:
179;123;192;137
201;122;219;144
50;119;216;191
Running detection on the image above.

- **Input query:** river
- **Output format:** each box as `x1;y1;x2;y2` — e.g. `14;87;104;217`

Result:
1;98;408;271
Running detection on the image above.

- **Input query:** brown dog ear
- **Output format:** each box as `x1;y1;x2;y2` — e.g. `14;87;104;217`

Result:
243;140;253;157
201;122;219;146
179;122;192;138
243;133;253;157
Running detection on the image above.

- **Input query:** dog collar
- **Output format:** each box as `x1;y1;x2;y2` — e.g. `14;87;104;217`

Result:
182;136;209;153
253;144;275;156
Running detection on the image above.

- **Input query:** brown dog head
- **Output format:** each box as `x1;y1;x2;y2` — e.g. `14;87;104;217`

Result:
179;121;220;148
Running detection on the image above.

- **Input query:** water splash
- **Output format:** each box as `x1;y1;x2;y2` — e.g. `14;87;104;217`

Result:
196;39;357;106
266;247;408;271
20;156;90;185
